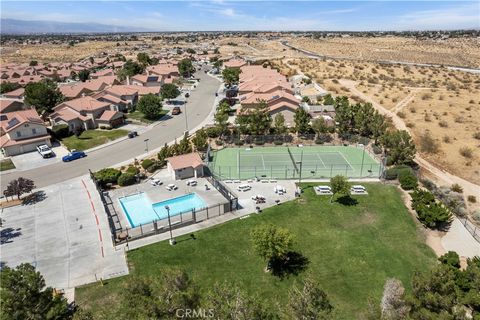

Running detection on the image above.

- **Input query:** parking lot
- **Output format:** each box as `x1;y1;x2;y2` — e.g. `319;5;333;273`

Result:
0;175;128;290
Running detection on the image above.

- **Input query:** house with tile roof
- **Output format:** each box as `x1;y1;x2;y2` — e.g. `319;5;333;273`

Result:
50;96;124;132
0;108;51;156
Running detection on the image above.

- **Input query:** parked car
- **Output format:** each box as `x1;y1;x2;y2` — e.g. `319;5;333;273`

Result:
36;144;54;158
185;92;190;98
62;150;86;162
172;107;181;115
128;131;138;138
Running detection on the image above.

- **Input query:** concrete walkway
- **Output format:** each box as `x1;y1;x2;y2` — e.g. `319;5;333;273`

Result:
442;218;480;258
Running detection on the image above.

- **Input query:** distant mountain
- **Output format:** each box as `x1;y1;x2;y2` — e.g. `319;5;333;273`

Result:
1;18;151;34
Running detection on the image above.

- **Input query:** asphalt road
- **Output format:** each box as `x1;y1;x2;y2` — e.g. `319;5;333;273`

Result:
1;66;220;189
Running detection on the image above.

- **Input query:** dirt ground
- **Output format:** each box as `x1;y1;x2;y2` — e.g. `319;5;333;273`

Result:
275;57;480;187
287;36;480;68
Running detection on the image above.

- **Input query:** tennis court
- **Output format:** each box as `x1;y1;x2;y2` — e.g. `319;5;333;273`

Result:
209;146;383;180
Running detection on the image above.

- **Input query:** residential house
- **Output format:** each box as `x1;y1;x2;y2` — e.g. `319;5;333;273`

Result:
2;88;25;100
50;96;124;131
131;74;162;87
91;68;114;79
0;99;25;113
0;108;51;156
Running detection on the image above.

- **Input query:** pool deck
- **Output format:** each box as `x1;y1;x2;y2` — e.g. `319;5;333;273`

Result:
108;170;227;230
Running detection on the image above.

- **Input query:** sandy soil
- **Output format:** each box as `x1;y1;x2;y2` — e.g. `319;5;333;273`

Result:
279;57;480;187
287;36;480;68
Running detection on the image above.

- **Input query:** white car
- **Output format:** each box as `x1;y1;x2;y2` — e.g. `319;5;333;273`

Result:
36;144;54;158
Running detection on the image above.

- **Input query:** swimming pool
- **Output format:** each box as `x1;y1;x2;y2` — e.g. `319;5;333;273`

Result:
119;193;207;228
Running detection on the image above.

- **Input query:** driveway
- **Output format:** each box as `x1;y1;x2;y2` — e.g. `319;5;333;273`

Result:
1;65;221;189
9;143;69;171
0;175;128;290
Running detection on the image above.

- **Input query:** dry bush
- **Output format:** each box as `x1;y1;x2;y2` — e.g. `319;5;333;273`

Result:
421;93;432;100
459;147;474;158
454;116;465;123
419;131;440;154
443;136;451;143
438;120;449;128
397;111;406;119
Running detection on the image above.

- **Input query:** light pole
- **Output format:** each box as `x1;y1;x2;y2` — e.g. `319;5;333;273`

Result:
184;100;189;133
144;138;149;153
165;205;176;245
296;149;304;185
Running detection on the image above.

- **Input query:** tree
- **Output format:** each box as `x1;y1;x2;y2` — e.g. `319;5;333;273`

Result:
191;128;208;151
380;278;409;320
178;58;195;78
160;83;180;102
0;263;69;320
118;59;145;81
29;60;38;66
137;94;163;120
214;101;230;135
251;224;294;270
206;282;272;320
137;52;151;66
411;189;452;229
178;134;192;155
186;48;196;54
311;117;328;136
0;82;21;94
274;113;287;134
78;69;90;82
286;277;333;320
330;175;350;203
157;143;172;162
381;130;416;165
3;177;36;200
235;101;272;135
294;107;311;134
24;79;64;113
323;94;335;105
222;67;241;87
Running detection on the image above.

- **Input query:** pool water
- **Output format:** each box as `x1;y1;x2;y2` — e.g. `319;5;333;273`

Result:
119;193;207;228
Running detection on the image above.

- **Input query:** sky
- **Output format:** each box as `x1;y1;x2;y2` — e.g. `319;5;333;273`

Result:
1;1;479;31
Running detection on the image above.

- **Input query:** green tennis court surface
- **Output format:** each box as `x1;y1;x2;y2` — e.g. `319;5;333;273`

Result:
209;146;383;180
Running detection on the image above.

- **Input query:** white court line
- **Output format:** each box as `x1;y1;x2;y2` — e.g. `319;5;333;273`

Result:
336;151;355;171
315;153;327;169
261;154;266;170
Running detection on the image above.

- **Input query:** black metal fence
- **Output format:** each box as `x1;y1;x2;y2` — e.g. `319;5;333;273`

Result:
113;202;231;245
206;175;239;211
458;217;480;244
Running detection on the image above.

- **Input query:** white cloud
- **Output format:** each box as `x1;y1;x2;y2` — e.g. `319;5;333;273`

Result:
219;8;236;17
396;4;480;30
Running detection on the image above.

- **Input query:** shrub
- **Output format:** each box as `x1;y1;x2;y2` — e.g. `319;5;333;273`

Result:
467;195;476;203
459;147;473;158
141;159;154;170
420;178;436;191
438;120;448;128
206;127;221;138
397;111;406;118
399;173;418;190
385;165;413;180
51;124;71;139
419;131;439;154
118;172;136;186
126;166;139;175
433;187;467;217
450;184;463;193
146;162;160;173
358;136;370;146
273;140;283;145
372;144;382;154
473;132;480;140
94;168;122;187
215;139;223;146
315;133;333;145
473;210;480;222
411;189;452;229
234;139;244;146
438;251;460;268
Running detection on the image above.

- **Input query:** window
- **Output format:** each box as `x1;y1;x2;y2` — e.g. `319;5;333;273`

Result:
32;128;37;135
16;131;21;138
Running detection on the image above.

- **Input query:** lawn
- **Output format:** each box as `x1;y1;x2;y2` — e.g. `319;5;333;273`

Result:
126;109;168;124
0;159;15;171
76;183;436;319
62;129;129;151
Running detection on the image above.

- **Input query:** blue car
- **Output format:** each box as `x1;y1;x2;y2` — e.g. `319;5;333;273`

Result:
62;150;86;162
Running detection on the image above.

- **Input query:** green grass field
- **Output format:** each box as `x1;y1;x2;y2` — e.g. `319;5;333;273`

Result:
210;146;383;180
62;129;129;151
126;109;168;124
0;159;15;172
76;183;435;319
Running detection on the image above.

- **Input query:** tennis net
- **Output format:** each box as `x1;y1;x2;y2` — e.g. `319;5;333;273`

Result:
287;147;299;173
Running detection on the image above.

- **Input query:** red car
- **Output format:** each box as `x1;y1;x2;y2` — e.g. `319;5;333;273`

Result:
171;107;181;115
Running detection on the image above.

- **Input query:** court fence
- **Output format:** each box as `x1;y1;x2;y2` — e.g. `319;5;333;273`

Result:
210;162;384;180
